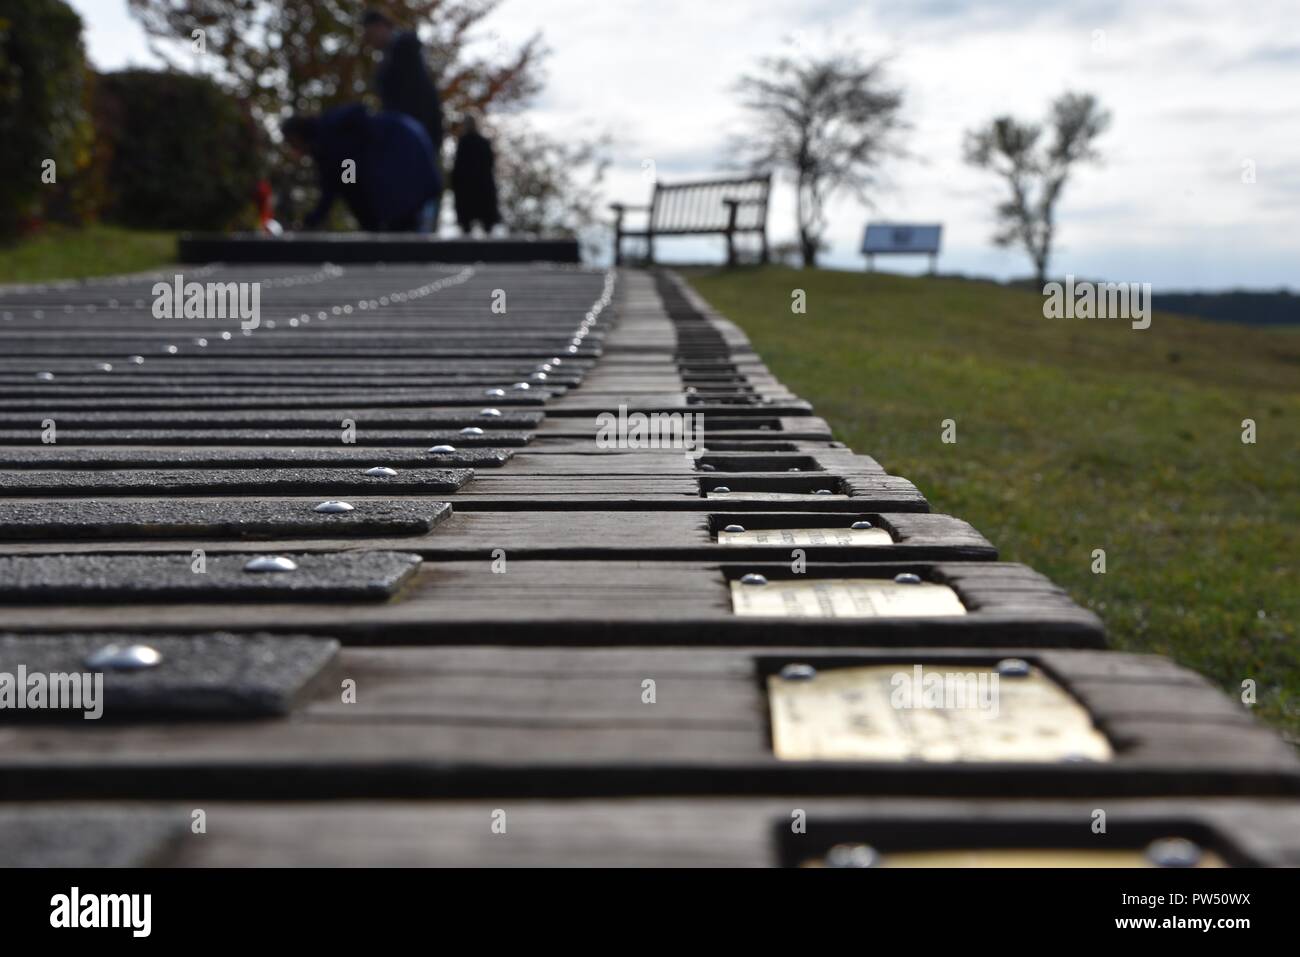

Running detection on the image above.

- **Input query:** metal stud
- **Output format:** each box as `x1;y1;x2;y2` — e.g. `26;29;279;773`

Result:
850;521;873;530
893;572;923;585
740;573;768;586
164;344;178;354
778;663;816;681
824;843;881;868
84;643;163;671
314;501;355;514
996;658;1032;678
485;388;506;397
723;524;746;533
511;382;531;390
194;337;208;347
479;408;502;417
35;371;55;381
427;445;457;454
95;362;113;372
459;426;484;435
814;489;833;495
1145;838;1203;868
364;466;398;477
712;486;731;493
699;463;715;471
129;355;145;364
243;555;298;573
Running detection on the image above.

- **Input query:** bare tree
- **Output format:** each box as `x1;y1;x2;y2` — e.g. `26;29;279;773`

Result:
734;51;904;268
964;92;1110;286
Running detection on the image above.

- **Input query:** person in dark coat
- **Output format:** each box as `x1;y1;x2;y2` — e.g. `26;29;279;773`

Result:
282;104;441;232
451;114;501;236
363;11;444;158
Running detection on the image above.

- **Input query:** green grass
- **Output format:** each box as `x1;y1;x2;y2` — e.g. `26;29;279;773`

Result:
687;265;1299;743
0;225;177;284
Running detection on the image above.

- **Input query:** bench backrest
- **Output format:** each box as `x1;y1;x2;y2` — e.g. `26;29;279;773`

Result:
650;175;771;234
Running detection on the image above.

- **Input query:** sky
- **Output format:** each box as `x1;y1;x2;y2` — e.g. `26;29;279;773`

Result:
69;0;1300;290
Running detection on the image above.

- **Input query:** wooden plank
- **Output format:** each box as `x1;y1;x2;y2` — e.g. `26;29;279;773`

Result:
0;646;1291;800
0;561;1102;646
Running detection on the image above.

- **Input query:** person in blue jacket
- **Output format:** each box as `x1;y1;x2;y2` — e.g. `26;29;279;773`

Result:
282;104;441;232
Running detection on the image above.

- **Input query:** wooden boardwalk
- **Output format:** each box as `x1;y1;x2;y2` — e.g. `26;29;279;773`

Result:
0;260;1297;866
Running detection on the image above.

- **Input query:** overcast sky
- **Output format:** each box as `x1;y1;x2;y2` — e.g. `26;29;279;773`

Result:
71;0;1299;290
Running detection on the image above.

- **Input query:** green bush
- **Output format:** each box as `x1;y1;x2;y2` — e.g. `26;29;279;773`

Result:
0;0;93;242
94;70;262;231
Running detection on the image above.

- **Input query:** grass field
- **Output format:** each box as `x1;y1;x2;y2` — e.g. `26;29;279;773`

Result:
0;226;176;285
687;265;1299;742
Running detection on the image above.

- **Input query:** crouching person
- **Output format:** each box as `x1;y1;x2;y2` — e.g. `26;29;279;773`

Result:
282;104;441;232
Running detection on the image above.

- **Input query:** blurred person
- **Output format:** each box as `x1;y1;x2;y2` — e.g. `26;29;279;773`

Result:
451;114;501;236
282;104;440;232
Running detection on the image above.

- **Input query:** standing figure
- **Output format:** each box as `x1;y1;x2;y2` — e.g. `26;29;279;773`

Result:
363;9;444;229
451;115;501;236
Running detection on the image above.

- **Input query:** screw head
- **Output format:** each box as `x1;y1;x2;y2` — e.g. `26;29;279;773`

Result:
814;489;833;495
893;572;923;585
485;388;506;397
95;362;114;372
84;644;163;671
996;657;1032;677
364;466;398;477
740;573;768;586
314;501;354;514
164;344;178;354
778;663;817;681
1145;838;1203;868
129;355;145;364
194;337;208;347
511;382;531;390
243;555;298;573
699;463;716;471
850;521;873;530
712;486;732;494
427;445;457;454
459;426;484;435
723;524;746;533
35;371;55;381
480;408;503;417
824;843;881;868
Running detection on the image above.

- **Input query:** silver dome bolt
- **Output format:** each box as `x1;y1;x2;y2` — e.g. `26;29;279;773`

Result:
740;573;768;586
84;644;163;671
723;524;746;533
824;843;880;868
778;663;817;681
893;572;923;585
996;658;1032;677
314;501;355;514
364;466;398;477
243;555;298;573
427;445;457;454
851;521;873;529
1146;838;1203;868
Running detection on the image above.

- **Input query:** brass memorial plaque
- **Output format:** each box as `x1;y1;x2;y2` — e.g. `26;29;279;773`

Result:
731;578;966;618
718;527;893;547
706;491;849;501
767;664;1113;762
801;848;1224;868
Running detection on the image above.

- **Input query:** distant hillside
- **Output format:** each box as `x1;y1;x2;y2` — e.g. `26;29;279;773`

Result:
995;276;1300;326
1153;290;1299;326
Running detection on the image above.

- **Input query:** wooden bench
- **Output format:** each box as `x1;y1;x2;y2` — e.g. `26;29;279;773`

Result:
611;174;772;267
